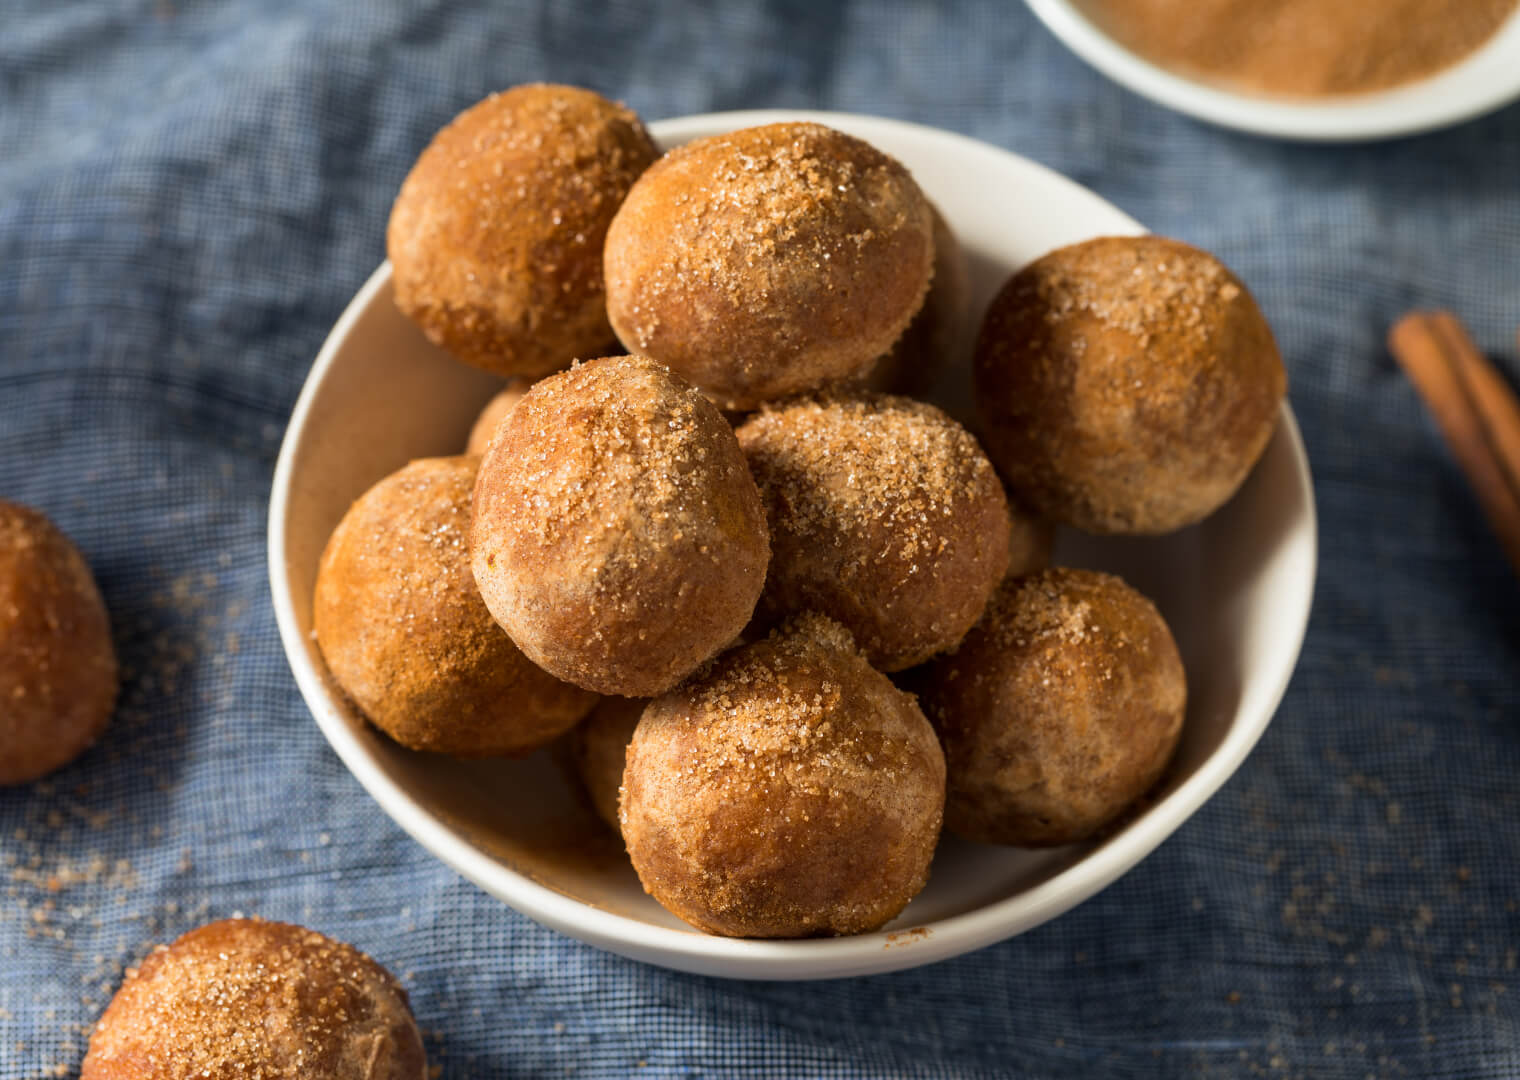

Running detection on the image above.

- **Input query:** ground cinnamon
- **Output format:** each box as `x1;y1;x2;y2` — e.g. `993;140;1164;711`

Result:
1073;0;1519;97
1388;311;1520;580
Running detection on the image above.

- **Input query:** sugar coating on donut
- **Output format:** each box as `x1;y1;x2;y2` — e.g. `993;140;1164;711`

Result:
81;918;426;1080
471;355;770;697
571;695;646;831
737;390;1010;671
621;613;945;937
860;202;969;398
465;378;532;456
604;122;934;409
315;456;595;757
0;500;117;786
389;83;658;377
923;567;1186;847
975;234;1285;535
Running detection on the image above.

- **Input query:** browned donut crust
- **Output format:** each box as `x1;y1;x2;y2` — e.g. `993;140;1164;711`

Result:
862;203;969;397
388;84;658;377
464;378;532;456
314;456;595;757
1006;496;1056;581
736;390;1010;671
604;122;935;410
622;614;945;938
81;918;425;1080
471;355;770;697
0;501;117;785
571;695;646;830
974;235;1286;535
922;568;1186;847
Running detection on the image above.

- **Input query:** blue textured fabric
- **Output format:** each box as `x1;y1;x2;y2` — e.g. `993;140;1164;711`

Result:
3;2;1519;1076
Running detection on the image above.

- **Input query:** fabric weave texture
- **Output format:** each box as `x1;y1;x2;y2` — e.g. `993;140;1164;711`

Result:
2;2;1518;1077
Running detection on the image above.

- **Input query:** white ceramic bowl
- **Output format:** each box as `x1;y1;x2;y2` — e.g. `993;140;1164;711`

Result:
269;110;1317;980
1025;0;1520;141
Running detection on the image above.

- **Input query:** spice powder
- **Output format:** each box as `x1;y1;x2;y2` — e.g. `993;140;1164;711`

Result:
1072;0;1519;97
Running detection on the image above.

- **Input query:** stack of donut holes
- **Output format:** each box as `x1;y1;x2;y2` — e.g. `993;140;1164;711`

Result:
310;82;1288;941
7;82;1291;1074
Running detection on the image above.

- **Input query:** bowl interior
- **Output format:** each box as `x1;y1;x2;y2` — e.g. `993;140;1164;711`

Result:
1024;0;1520;141
269;112;1316;978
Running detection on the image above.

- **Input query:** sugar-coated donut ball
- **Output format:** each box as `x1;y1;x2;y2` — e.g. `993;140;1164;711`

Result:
571;695;645;830
465;378;532;456
975;235;1286;535
622;613;946;938
922;568;1186;847
0;501;117;786
862;203;970;398
604;122;935;410
388;83;658;377
81;918;425;1080
736;390;1010;671
315;456;595;757
471;355;770;697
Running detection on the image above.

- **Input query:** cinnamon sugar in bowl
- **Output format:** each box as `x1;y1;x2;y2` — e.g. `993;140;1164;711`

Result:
270;110;1317;980
1026;0;1520;140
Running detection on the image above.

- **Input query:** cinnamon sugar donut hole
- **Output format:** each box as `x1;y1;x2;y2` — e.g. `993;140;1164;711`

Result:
388;84;658;377
604;122;935;410
975;235;1286;535
0;501;117;785
81;918;425;1080
314;456;595;757
464;378;532;456
471;355;770;697
571;695;646;830
622;614;945;938
922;568;1186;847
862;203;970;398
736;390;1010;672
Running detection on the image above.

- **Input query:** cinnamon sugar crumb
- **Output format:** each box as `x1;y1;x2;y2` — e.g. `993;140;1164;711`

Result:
1028;241;1231;345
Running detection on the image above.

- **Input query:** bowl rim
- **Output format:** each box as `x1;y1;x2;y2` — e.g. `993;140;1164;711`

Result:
1023;0;1520;142
268;108;1319;979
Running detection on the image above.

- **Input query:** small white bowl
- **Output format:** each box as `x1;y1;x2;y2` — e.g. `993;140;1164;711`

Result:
269;110;1317;980
1025;0;1520;141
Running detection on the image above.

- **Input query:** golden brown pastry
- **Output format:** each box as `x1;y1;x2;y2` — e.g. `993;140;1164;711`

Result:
604;122;935;410
465;378;532;456
622;613;946;937
922;568;1186;847
81;918;425;1080
0;501;117;785
388;83;658;377
1005;496;1056;581
471;355;770;696
736;390;1010;671
571;695;646;830
314;456;595;756
862;203;969;397
974;235;1286;534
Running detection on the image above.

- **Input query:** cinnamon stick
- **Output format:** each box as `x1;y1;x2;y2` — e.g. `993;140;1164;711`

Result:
1388;311;1520;579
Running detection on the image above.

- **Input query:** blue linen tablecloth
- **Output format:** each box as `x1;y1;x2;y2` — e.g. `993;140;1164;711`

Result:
3;2;1519;1076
